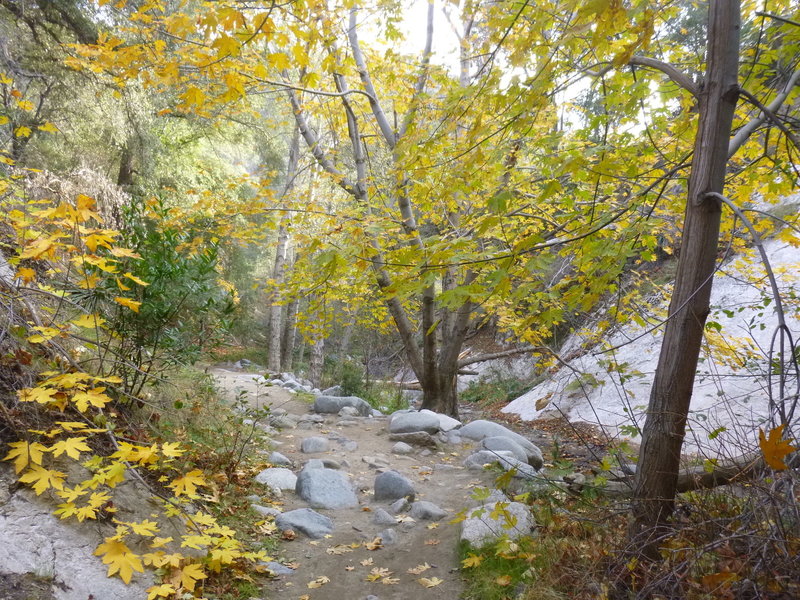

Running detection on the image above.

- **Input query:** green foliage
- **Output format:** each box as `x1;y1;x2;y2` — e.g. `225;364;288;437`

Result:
461;374;535;406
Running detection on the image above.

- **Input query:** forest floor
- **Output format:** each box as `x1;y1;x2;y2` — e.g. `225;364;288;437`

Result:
211;366;612;600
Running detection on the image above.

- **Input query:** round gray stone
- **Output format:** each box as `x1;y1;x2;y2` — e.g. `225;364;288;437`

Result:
479;436;529;463
254;467;297;493
300;436;330;453
388;411;441;434
374;470;415;502
275;508;334;539
460;501;534;546
391;442;414;455
296;468;358;509
268;451;292;467
409;501;447;521
459;420;543;468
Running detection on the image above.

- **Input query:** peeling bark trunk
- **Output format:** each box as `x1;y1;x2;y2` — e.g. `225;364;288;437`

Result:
309;334;324;387
629;0;741;558
281;291;298;371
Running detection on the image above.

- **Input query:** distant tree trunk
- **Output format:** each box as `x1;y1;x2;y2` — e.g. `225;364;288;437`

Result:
281;292;298;372
308;334;324;387
268;130;300;372
117;143;135;187
629;0;740;558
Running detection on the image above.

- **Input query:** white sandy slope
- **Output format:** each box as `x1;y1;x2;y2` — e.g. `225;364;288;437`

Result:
502;238;800;456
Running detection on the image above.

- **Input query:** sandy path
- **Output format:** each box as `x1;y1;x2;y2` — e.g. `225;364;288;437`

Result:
211;368;499;600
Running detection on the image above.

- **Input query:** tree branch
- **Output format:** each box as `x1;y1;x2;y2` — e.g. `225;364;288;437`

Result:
398;0;434;138
628;56;699;97
348;7;397;148
457;346;546;368
728;66;800;156
736;85;800;153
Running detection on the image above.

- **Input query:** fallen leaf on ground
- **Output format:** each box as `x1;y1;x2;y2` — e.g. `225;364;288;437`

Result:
364;537;383;550
424;539;440;545
360;558;374;566
307;576;330;589
426;523;438;529
418;577;444;588
408;563;432;575
496;575;512;586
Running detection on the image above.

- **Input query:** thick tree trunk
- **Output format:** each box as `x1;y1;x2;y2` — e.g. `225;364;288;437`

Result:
629;0;740;558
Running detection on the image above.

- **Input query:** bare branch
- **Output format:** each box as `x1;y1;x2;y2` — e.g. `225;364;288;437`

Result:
756;11;800;28
629;56;699;97
734;82;800;154
348;7;397;148
729;66;800;156
399;0;434;138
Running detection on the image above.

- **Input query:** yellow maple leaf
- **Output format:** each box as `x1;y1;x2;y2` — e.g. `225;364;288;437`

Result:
179;563;207;592
129;519;159;536
109;247;142;259
18;387;59;404
181;86;206;107
94;538;144;584
14;126;31;137
160;441;184;458
495;574;512;586
38;122;58;133
70;313;107;328
19;237;55;260
169;469;206;497
146;583;176;600
4;441;48;473
114;296;141;312
759;425;796;471
417;576;444;588
71;387;112;412
16;267;36;282
19;465;66;495
461;553;484;568
123;272;149;286
50;436;91;459
212;34;240;57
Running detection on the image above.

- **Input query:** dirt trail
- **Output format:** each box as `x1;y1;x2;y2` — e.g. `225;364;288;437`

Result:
211;367;501;600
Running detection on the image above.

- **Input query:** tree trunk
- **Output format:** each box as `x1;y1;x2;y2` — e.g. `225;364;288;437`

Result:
309;334;324;387
281;292;298;371
629;0;740;558
268;131;300;371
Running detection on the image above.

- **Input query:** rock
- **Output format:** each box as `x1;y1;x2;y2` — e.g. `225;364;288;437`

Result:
419;409;462;432
295;468;358;509
270;414;298;429
371;409;384;417
302;459;326;471
439;430;463;445
342;440;359;451
251;504;282;518
409;501;447;521
388;411;441;434
378;528;398;545
459;420;543;469
479;436;529;463
299;414;325;423
322;385;345;396
337;419;359;427
464;450;539;480
264;561;295;576
275;508;334;539
389;498;411;514
374;470;415;502
255;468;298;493
321;459;342;469
0;487;154;600
466;489;508;508
300;436;330;453
391;442;414;455
246;494;262;503
362;455;391;469
338;406;360;417
461;501;535;546
433;463;458;472
387;432;438;448
313;395;372;416
563;472;586;493
371;508;398;526
268;451;293;467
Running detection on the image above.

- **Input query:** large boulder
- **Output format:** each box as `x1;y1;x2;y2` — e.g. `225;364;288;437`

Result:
313;395;372;416
388;432;439;448
295;468;358;509
419;409;462;432
479;436;529;463
276;508;334;539
459;420;543;469
254;468;298;493
463;450;539;480
461;501;535;546
388;411;441;434
374;470;416;502
321;385;345;396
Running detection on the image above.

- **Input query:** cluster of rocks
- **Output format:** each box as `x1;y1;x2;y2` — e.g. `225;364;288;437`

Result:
264;372;321;395
252;386;548;557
